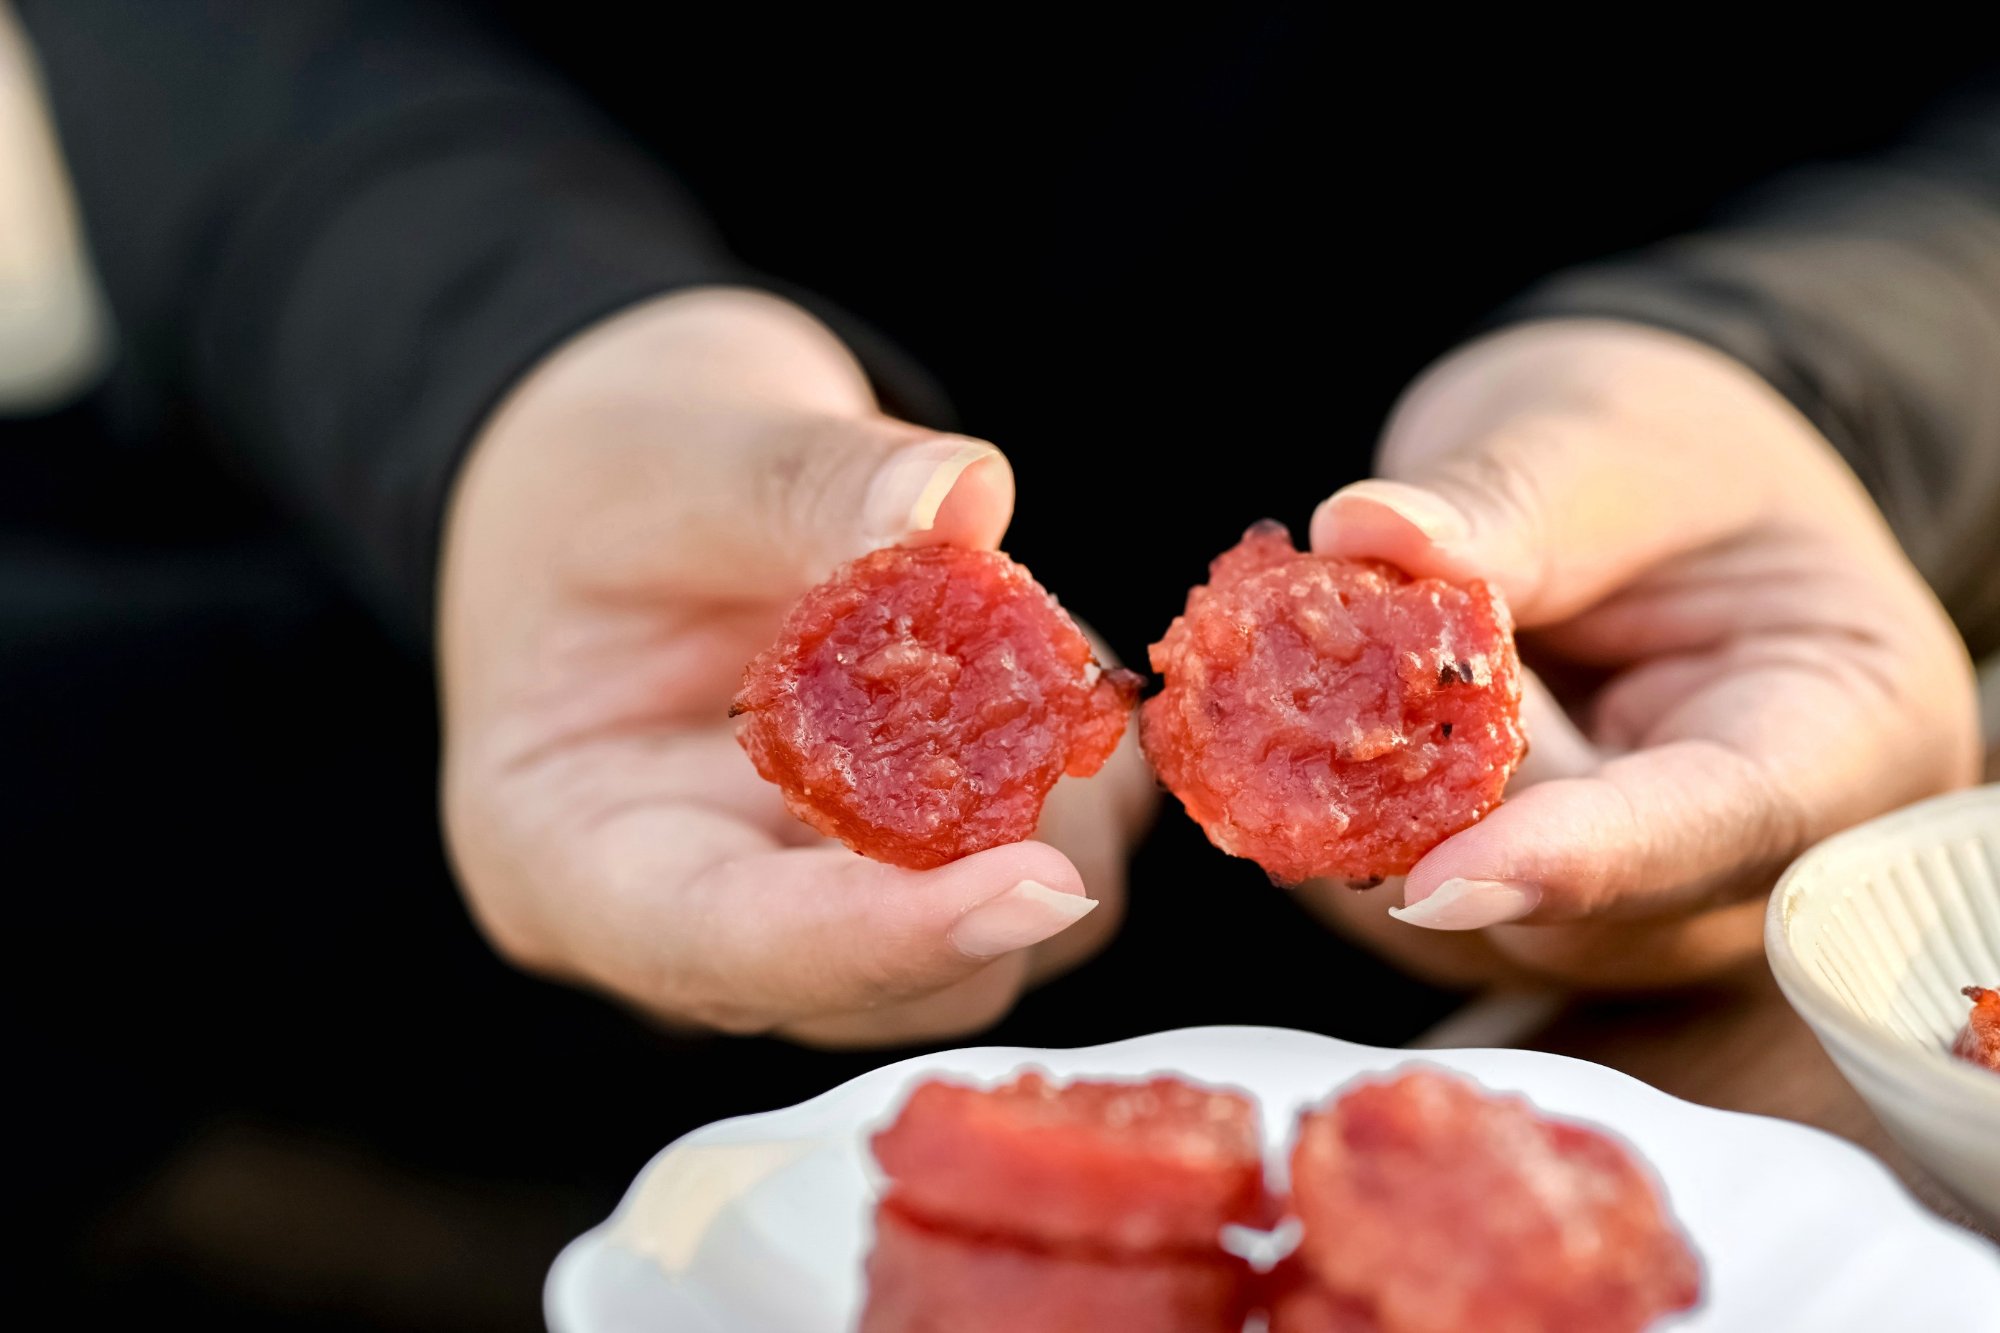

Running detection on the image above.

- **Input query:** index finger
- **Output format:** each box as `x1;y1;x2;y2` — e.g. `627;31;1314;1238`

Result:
1388;649;1964;930
551;798;1097;1035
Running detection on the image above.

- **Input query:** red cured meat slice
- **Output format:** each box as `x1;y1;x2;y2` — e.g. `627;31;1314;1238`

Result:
1955;986;2000;1072
1288;1069;1701;1333
1265;1260;1382;1333
858;1202;1252;1333
870;1071;1266;1255
1141;521;1525;885
734;544;1138;869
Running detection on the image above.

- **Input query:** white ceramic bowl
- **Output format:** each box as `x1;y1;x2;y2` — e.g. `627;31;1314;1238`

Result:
1767;784;2000;1229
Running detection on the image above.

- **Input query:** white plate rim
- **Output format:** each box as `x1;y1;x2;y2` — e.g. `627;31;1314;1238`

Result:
546;1023;2000;1330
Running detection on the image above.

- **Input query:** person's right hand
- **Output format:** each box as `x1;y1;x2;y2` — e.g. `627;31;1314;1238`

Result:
436;288;1150;1047
1298;320;1980;989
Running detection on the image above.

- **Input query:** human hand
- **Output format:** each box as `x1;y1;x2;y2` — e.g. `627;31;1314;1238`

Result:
437;288;1149;1045
1301;321;1979;988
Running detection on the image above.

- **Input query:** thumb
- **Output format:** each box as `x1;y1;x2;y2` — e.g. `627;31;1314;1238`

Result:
531;285;1017;599
664;415;1016;598
1306;326;1797;625
813;422;1015;568
1308;447;1755;629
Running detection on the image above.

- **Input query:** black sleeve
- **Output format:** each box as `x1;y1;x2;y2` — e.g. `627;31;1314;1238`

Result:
15;1;945;646
1495;74;2000;660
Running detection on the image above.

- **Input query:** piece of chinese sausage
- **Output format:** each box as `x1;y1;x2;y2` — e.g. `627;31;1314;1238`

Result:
734;545;1138;869
1287;1069;1701;1333
1143;521;1525;885
1955;986;2000;1073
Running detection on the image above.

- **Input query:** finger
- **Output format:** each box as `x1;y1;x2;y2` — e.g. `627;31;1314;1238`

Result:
1387;738;1802;930
515;727;817;842
1289;672;1596;989
1306;329;1802;625
1309;449;1760;629
1303;666;1763;988
568;807;1096;1033
1387;646;1964;929
748;415;1016;575
1521;531;1923;670
1299;870;1769;991
600;415;1015;599
1587;652;1745;755
476;289;1019;600
1022;726;1151;982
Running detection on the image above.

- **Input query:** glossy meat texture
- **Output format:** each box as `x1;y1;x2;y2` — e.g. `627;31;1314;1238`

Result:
1265;1260;1382;1333
1288;1070;1701;1333
1954;986;2000;1072
859;1202;1252;1333
1141;521;1525;885
733;545;1138;868
869;1071;1266;1255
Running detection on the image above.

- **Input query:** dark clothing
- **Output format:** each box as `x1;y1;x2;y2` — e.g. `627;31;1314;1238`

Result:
14;4;2000;655
5;4;1999;1327
1506;78;2000;657
15;1;750;644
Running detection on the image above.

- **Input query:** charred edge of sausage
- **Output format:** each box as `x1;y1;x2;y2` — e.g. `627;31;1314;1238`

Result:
1101;665;1149;701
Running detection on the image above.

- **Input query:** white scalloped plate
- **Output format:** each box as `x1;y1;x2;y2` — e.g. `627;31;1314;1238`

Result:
545;1027;1999;1332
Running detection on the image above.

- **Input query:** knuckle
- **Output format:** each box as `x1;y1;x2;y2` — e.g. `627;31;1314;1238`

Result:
1716;741;1813;864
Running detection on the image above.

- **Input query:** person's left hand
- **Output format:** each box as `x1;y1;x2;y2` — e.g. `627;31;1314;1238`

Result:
438;288;1152;1048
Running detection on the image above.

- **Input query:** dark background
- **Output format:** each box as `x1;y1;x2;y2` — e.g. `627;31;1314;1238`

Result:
3;7;1991;1327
